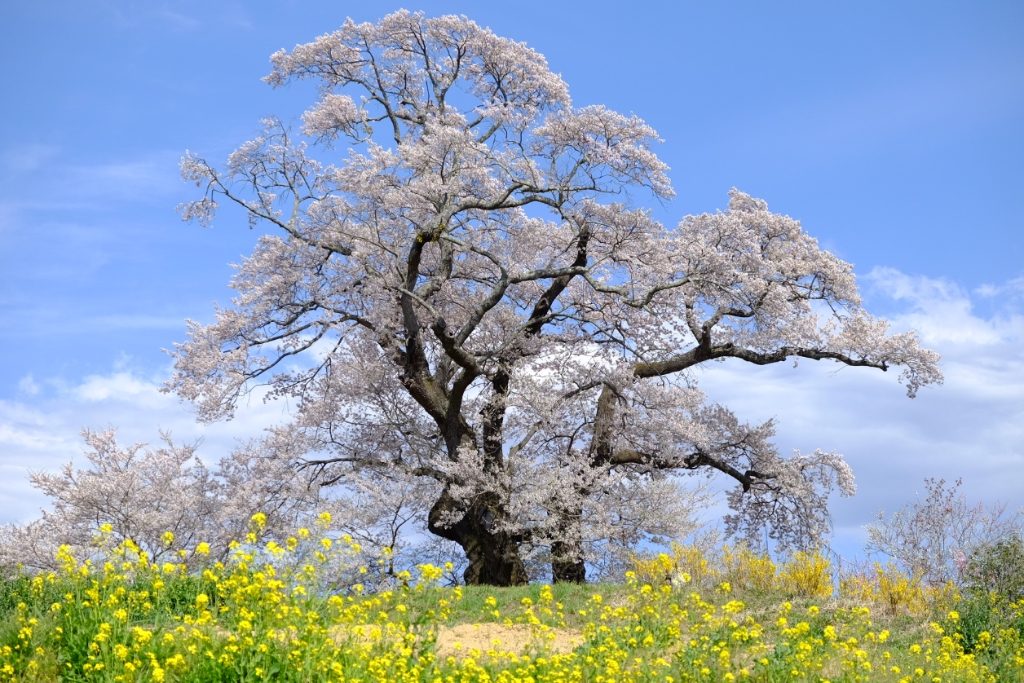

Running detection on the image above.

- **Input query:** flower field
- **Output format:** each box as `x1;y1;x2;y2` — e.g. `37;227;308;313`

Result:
2;519;1022;682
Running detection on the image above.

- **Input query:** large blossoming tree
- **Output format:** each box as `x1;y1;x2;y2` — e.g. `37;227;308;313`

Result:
170;11;941;585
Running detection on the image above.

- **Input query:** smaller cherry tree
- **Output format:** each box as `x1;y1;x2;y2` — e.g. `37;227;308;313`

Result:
0;429;218;572
0;429;402;577
866;478;1023;587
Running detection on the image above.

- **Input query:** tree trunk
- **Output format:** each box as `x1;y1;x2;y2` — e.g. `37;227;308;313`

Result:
460;523;529;586
550;503;587;583
551;539;586;583
428;488;528;586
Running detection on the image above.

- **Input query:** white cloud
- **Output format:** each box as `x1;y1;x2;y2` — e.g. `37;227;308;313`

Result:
0;422;69;452
865;267;1013;346
974;276;1024;302
75;371;156;402
17;375;40;396
59;155;182;205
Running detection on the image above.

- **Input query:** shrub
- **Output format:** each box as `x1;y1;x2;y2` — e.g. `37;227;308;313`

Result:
720;544;776;593
840;563;932;615
629;542;720;589
777;551;833;599
962;534;1024;600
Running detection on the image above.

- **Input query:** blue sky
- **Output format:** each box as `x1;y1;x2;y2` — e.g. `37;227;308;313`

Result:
1;2;1022;561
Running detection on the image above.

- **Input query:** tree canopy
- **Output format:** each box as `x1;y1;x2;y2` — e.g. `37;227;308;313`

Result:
170;11;941;585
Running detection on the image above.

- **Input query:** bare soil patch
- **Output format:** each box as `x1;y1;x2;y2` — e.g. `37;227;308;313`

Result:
435;623;584;658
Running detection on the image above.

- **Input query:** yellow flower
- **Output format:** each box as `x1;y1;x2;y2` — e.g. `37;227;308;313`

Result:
250;512;267;530
195;542;210;556
162;531;175;546
418;563;444;583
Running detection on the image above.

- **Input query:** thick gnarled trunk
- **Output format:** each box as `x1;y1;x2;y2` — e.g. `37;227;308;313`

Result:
550;503;587;583
461;525;529;586
428;488;528;586
551;541;586;583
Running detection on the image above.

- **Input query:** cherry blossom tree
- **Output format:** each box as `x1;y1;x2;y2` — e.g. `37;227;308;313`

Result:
170;11;941;585
0;427;433;584
866;478;1022;587
0;429;221;572
0;428;337;572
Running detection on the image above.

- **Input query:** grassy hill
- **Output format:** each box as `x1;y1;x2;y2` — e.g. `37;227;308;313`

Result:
1;534;1022;682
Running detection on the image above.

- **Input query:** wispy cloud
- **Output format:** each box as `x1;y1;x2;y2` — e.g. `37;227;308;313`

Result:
100;1;201;32
16;375;40;397
155;6;203;31
975;276;1024;302
1;144;61;173
1;147;183;208
91;314;192;332
63;157;181;202
0;301;195;345
98;1;254;33
0;149;199;339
